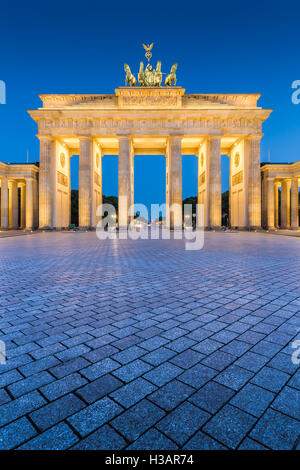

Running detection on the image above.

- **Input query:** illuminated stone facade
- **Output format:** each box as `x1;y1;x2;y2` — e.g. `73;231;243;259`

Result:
25;87;273;230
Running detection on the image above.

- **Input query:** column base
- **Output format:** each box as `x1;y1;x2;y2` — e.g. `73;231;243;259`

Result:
79;226;93;231
291;226;299;231
39;226;53;230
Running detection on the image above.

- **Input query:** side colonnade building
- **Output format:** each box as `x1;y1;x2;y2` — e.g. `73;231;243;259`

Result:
0;162;39;230
261;162;300;230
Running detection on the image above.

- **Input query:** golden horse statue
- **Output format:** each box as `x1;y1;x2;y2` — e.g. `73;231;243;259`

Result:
138;60;162;86
165;63;177;86
124;64;136;86
138;61;146;86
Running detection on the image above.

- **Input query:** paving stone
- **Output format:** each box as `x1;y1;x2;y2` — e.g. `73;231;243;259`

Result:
203;404;256;449
67;396;123;437
268;352;299;375
143;347;176;366
127;428;177;450
55;344;90;361
170;349;204;369
288;370;300;390
110;377;157;408
238;438;268;450
40;373;88;401
112;359;152;382
230;383;275;417
71;424;126;450
8;371;55;398
167;337;197;353
183;431;227;450
0;390;46;427
0;369;23;388
251;340;283;357
250;408;300;449
211;330;238;344
251;366;290;393
149;379;194;411
221;340;252;356
0;417;37;450
0;389;11;405
215;365;254;391
156;402;210;446
201;350;236;371
189;381;235;414
143;362;183;387
111;399;165;441
18;422;78;450
112;345;146;364
139;336;169;351
234;351;269;373
192;338;222;354
271;386;300;419
30;393;85;431
179;363;217;388
81;358;120;381
77;374;123;404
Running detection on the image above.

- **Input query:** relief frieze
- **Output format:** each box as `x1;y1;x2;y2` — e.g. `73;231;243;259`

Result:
39;117;262;132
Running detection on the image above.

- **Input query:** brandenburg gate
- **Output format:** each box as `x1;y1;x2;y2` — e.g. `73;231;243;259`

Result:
28;49;272;230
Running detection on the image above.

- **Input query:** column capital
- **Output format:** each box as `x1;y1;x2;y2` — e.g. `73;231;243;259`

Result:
8;179;18;186
116;132;131;138
37;135;54;142
246;134;263;141
208;135;222;140
168;132;184;138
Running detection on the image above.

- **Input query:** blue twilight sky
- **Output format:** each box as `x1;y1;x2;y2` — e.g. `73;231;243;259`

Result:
0;0;299;211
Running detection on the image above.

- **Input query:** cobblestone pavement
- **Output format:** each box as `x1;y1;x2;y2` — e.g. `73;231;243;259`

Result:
0;231;299;450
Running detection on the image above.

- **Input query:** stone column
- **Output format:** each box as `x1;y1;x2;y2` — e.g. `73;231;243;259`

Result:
274;182;279;228
208;137;221;228
0;177;8;229
169;136;182;229
20;183;26;228
291;178;299;230
79;137;92;229
118;136;132;229
281;180;290;229
10;180;19;229
39;137;53;228
33;178;39;229
25;178;34;230
266;178;275;229
247;136;262;229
